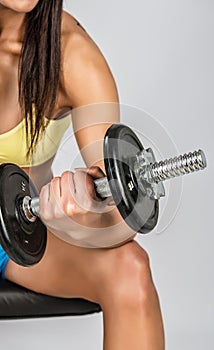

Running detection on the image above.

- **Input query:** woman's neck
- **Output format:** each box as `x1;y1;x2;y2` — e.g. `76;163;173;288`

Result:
0;5;25;42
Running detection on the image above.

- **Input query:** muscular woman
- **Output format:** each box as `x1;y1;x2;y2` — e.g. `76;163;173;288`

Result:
0;1;165;349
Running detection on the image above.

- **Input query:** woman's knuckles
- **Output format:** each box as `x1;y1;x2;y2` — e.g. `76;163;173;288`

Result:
40;169;102;223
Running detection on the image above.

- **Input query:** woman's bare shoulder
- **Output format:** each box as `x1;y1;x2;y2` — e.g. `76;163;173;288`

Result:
60;11;118;108
62;11;87;35
61;10;98;55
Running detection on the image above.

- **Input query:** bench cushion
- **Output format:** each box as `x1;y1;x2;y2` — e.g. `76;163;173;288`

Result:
0;280;101;319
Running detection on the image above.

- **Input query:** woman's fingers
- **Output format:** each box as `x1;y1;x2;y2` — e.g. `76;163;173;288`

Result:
40;167;109;223
40;173;75;220
60;171;76;199
39;183;50;220
49;176;62;200
57;171;79;216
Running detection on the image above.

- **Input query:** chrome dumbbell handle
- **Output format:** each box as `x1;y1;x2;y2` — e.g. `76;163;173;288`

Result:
24;148;207;220
22;196;40;221
94;177;112;197
30;197;40;217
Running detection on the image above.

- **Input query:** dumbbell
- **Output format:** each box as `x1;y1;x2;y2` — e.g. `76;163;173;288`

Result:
0;124;207;267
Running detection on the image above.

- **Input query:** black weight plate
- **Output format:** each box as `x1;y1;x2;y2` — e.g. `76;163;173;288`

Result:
104;124;159;234
0;163;47;266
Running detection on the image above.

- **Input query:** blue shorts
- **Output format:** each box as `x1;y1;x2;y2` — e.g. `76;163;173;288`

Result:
0;245;9;279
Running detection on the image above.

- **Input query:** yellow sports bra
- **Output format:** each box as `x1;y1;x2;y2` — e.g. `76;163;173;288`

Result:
0;115;71;167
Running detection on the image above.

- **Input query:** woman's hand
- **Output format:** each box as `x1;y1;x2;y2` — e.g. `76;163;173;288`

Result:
39;166;112;244
39;165;136;248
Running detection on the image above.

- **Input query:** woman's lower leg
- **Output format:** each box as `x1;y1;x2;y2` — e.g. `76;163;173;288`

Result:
102;284;164;350
96;242;165;350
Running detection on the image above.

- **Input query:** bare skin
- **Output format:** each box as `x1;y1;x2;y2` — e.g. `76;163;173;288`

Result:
0;2;165;349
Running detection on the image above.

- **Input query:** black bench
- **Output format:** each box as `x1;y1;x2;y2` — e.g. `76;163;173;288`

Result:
0;280;101;319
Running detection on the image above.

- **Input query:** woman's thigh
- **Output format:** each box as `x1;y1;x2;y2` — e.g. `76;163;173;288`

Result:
4;229;140;304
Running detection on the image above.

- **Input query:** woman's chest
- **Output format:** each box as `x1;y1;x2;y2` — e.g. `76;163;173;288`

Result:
0;52;22;134
0;62;69;136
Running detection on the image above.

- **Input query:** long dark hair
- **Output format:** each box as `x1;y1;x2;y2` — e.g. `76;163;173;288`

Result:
18;0;63;158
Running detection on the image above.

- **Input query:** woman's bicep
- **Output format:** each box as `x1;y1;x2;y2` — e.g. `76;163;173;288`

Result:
62;32;120;171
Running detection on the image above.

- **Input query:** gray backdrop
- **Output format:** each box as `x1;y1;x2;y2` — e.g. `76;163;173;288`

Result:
1;1;213;349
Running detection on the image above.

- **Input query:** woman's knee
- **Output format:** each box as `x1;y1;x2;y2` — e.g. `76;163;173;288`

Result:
96;241;155;309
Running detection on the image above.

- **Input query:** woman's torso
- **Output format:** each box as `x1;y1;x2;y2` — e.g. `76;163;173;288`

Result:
0;11;88;185
0;11;79;133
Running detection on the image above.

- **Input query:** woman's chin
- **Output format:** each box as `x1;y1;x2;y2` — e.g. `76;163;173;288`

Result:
0;0;40;14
